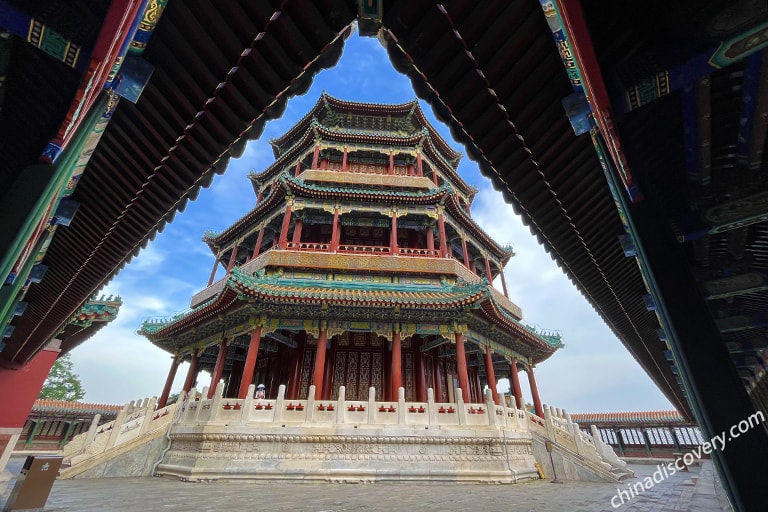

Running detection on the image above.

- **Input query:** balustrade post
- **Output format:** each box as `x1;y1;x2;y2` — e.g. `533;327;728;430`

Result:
544;405;556;440
240;384;255;424
456;387;467;425
397;386;406;425
427;387;437;426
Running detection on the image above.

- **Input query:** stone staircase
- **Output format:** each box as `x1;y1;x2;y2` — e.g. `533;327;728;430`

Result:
59;397;179;479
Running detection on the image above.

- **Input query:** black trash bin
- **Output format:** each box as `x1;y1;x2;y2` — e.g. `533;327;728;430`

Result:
3;455;63;511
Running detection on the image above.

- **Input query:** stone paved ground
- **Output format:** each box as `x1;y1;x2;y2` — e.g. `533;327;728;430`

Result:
1;458;731;512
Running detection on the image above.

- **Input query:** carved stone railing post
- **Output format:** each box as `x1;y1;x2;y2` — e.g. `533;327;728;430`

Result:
484;388;497;426
572;421;586;456
456;388;467;425
275;383;286;423
139;397;158;434
397;387;406;425
543;404;556;440
195;387;209;421
79;413;101;455
427;387;437;426
367;386;376;424
307;385;317;422
106;401;131;449
211;382;224;421
240;384;255;424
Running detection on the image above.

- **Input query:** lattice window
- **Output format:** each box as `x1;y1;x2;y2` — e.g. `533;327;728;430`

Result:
424;355;434;394
372;352;383;400
299;349;314;399
359;351;371;397
620;428;645;445
674;427;703;446
646;427;674;445
599;428;618;444
332;351;347;400
346;351;359;400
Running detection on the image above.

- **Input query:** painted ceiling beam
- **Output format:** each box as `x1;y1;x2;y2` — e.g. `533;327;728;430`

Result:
702;272;768;300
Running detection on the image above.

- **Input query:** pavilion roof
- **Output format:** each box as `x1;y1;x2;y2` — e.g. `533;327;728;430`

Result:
139;267;560;359
250;100;474;199
570;410;692;427
203;174;510;263
270;92;461;164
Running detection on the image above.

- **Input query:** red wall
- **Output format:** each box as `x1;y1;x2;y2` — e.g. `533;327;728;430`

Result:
0;347;60;428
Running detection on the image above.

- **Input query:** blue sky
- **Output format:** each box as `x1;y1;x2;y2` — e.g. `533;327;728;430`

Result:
69;33;674;413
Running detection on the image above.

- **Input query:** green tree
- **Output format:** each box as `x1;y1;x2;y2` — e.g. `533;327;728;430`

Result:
38;354;85;401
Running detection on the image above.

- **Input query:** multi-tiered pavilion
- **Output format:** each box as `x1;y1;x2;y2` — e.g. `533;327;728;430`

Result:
141;94;562;417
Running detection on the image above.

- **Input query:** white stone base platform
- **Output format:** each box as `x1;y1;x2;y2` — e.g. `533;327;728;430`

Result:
157;425;539;483
151;384;625;484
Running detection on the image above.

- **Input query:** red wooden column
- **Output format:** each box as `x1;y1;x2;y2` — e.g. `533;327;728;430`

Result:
416;150;423;177
311;143;320;168
182;350;200;394
251;225;265;259
330;208;340;252
226;242;239;272
207;250;221;286
238;325;262;399
341;146;348;170
157;356;181;409
499;267;509;298
509;359;523;408
286;338;303;399
322;342;335;400
485;256;494;284
388;149;394;174
433;357;444;403
294;160;302;177
311;327;328;399
292;217;303;245
390;331;402;401
415;338;427;402
461;237;470;268
256;188;263;204
437;211;448;257
208;338;230;399
426;224;435;252
484;346;499;405
278;203;293;249
389;212;399;254
454;332;470;402
474;370;483;403
527;364;544;418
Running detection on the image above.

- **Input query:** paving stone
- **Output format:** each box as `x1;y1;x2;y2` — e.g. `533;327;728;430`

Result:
1;458;731;512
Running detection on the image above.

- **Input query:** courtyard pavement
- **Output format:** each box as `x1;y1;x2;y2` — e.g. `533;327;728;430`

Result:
1;456;731;512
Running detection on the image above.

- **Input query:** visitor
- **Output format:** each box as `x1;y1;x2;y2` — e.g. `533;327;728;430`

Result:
255;383;266;399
